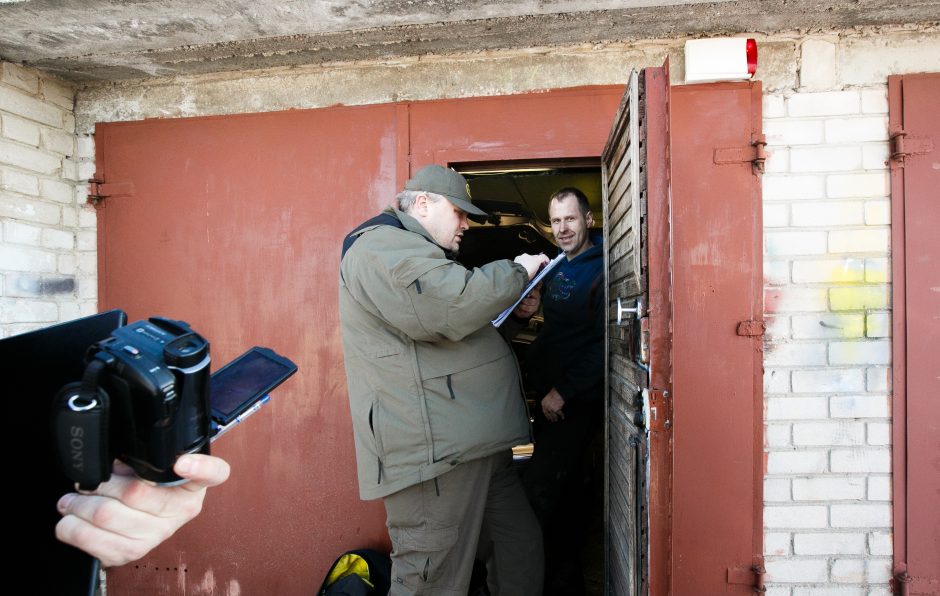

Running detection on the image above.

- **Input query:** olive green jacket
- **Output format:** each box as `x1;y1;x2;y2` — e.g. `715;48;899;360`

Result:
339;209;530;500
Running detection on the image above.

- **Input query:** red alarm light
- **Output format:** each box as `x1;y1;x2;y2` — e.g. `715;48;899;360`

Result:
684;38;759;83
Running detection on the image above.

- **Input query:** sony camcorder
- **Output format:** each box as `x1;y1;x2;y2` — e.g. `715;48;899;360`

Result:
52;316;296;490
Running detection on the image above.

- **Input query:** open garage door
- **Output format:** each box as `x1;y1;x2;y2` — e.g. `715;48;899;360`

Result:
602;68;657;596
602;65;765;595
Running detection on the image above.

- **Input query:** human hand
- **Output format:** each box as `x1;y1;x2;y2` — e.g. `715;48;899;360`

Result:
512;284;541;319
514;253;550;280
541;388;566;422
55;454;231;567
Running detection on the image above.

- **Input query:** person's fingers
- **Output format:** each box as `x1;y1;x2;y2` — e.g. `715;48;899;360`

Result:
111;460;135;476
55;512;157;568
79;455;227;520
57;493;172;540
54;456;229;568
86;470;203;519
174;454;231;491
86;472;151;506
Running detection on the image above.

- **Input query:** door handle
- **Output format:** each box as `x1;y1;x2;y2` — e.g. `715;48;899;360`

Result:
616;298;643;326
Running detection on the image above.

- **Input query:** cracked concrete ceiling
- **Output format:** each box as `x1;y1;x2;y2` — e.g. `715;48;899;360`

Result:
1;0;939;84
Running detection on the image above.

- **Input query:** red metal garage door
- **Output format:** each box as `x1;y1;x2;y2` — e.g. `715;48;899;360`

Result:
95;105;405;594
668;80;765;595
408;86;623;165
888;72;940;595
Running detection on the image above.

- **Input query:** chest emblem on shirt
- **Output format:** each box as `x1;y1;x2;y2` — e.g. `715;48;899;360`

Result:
547;272;577;301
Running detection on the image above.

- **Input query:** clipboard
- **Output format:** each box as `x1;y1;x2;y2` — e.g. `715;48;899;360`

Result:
492;252;566;327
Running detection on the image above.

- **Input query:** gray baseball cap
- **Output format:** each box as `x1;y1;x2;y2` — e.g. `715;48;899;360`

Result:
405;165;487;217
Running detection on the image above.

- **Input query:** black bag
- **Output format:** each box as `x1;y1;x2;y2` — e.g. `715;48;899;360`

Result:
319;549;391;596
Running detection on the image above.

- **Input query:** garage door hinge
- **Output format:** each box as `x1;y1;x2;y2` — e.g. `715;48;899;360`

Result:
736;320;766;337
890;130;934;165
713;134;767;174
727;556;766;593
87;178;135;204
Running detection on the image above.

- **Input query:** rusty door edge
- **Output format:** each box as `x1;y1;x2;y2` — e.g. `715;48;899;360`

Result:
644;63;674;596
747;80;766;574
94;122;108;310
887;74;908;584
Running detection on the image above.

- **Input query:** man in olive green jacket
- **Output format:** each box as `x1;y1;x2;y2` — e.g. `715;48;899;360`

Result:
340;165;546;595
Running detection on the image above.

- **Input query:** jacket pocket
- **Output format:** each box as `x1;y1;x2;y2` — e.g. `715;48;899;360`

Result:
369;399;386;458
423;353;528;463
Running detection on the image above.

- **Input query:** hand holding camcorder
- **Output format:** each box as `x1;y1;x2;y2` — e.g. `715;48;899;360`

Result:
53;317;296;491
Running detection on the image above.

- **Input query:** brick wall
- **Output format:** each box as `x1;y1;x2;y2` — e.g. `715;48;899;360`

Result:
0;61;97;337
759;35;922;596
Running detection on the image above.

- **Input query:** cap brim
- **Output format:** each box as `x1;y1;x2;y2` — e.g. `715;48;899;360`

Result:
446;195;488;217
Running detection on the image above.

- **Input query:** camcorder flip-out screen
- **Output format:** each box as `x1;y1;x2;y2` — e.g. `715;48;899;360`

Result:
209;347;297;440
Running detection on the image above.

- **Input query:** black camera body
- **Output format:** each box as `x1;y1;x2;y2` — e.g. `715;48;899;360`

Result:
54;317;211;490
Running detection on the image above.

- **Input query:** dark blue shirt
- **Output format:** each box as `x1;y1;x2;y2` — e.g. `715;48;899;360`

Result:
526;238;604;403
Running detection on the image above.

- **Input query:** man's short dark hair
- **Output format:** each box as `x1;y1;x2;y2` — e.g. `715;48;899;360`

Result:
550;187;591;216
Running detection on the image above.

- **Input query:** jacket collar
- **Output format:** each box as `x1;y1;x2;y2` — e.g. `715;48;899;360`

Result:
391;208;458;260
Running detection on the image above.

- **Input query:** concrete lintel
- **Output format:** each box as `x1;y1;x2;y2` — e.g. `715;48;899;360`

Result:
9;0;940;84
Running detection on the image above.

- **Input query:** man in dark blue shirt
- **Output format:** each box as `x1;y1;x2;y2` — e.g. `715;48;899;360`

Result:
522;187;604;596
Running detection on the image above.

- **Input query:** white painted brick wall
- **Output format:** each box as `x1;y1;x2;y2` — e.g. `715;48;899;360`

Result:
828;341;890;365
794;532;867;555
869;533;892;556
867;477;890;501
792;258;864;283
861;144;889;170
768;450;829;474
764;174;826;200
795;588;866;596
792;422;865;447
831;504;891;528
786;91;860;117
830;395;890;418
831;450;891;474
766;558;830;582
791;202;865;227
863;201;889;226
762;30;906;595
766;532;792;556
767;396;829;420
832;559;866;583
1;114;40;146
766;505;829;529
793;477;865;500
0;61;95;337
866;422;889;446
